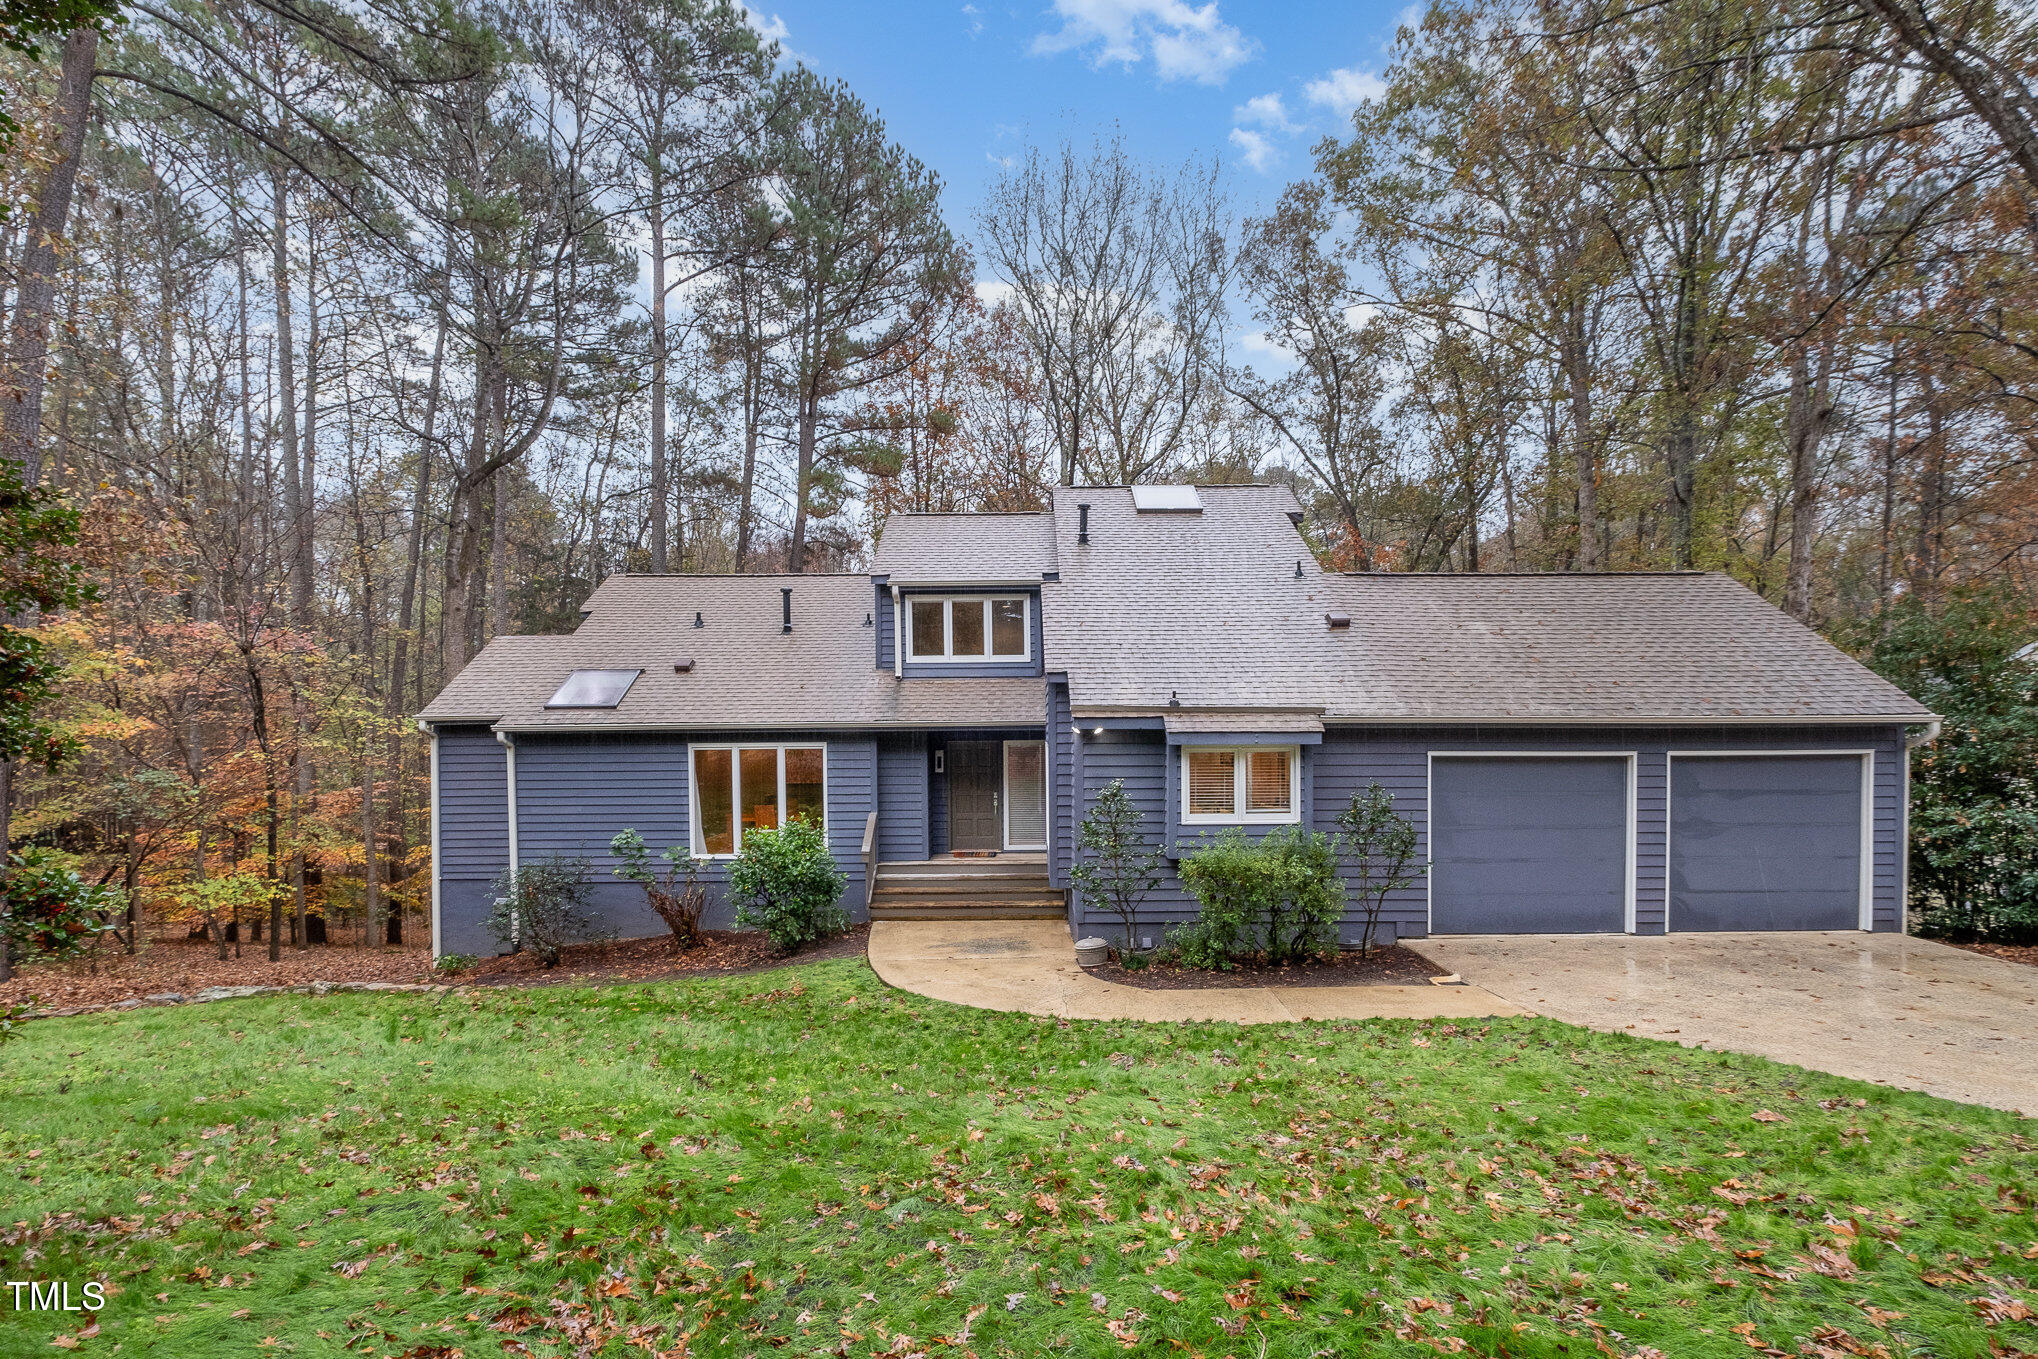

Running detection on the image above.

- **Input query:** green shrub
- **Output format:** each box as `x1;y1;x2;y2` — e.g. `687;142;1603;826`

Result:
1849;583;2038;943
486;856;608;968
1070;779;1165;952
1333;783;1424;955
1172;827;1343;968
729;817;846;954
434;953;478;975
611;828;708;948
2;847;124;964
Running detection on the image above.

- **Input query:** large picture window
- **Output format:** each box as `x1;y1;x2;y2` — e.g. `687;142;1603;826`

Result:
1181;746;1300;824
906;595;1029;662
691;744;827;856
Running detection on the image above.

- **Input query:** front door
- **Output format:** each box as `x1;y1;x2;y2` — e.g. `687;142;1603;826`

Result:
947;740;1002;851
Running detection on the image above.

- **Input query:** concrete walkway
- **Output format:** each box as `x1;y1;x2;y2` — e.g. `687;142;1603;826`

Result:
1417;932;2038;1115
866;919;1526;1023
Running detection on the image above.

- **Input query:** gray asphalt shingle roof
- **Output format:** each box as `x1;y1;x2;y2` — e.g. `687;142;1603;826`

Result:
870;511;1057;583
417;574;1044;728
1039;485;1930;722
419;485;1934;730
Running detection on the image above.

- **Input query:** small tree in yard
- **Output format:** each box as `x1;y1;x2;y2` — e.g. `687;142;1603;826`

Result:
1335;783;1424;956
487;856;609;968
1;847;124;967
1071;779;1164;953
611;829;708;948
729;818;846;954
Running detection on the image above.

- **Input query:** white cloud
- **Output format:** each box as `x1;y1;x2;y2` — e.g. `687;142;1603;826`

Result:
1227;127;1278;174
975;280;1017;310
1238;329;1292;364
1033;0;1257;85
1233;91;1294;131
962;2;984;37
1303;65;1385;115
741;7;791;47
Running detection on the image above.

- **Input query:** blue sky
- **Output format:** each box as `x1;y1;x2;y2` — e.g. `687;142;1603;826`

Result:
746;0;1409;242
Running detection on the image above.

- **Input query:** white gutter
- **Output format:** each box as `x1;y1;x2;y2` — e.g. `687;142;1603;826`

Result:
890;584;903;679
1905;719;1942;748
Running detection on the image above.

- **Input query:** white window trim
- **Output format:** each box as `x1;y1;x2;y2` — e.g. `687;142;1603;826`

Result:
1180;745;1301;825
1002;739;1049;850
905;595;1031;663
687;742;829;859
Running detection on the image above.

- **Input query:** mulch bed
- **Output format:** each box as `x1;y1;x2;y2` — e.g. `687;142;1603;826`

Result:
1945;940;2038;968
1089;943;1452;989
448;926;870;989
2;928;872;1011
0;938;440;1011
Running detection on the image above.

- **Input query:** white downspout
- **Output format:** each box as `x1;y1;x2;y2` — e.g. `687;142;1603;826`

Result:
495;729;520;946
891;584;903;678
420;720;441;959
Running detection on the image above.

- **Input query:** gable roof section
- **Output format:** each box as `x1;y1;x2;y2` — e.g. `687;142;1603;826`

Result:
419;573;1044;729
1312;572;1934;723
870;511;1057;583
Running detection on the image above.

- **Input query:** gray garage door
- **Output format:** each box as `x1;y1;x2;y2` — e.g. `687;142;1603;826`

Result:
1670;755;1864;931
1431;757;1628;934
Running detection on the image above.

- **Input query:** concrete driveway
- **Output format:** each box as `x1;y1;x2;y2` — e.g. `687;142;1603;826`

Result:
1417;932;2038;1114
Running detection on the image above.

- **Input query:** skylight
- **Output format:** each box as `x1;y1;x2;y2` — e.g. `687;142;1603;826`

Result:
546;669;641;709
1130;484;1203;513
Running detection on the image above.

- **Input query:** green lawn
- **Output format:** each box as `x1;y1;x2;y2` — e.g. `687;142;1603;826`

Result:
2;960;2034;1359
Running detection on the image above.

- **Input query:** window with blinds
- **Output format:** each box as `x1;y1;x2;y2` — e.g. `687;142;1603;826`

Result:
1181;746;1299;824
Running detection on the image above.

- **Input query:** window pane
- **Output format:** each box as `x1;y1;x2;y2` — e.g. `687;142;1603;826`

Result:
1187;750;1235;816
694;749;734;855
991;598;1026;656
786;747;825;828
740;747;779;836
950;599;986;656
1248;750;1292;812
910;600;945;657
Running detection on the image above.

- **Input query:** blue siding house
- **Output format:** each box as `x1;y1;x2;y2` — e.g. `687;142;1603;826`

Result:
419;485;1938;956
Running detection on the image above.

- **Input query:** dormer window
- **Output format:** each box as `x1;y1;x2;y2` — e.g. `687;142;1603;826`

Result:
546;669;640;709
908;596;1029;662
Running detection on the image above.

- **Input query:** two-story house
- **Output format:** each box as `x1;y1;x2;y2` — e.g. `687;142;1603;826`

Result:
418;484;1938;955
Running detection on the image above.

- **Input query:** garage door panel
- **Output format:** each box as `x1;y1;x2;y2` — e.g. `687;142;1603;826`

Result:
1670;755;1862;932
1432;757;1628;934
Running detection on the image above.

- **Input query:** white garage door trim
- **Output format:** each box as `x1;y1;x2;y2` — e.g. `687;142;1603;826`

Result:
1426;751;1639;936
1665;750;1875;932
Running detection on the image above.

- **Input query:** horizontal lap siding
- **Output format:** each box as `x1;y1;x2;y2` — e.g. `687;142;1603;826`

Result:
1075;732;1196;942
876;734;930;862
435;727;509;955
441;731;877;947
1315;724;1909;937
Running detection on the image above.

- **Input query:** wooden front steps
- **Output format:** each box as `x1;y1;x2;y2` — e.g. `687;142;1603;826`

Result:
868;855;1065;921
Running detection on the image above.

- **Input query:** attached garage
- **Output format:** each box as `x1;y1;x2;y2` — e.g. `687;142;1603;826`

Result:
1669;753;1869;931
1429;755;1632;934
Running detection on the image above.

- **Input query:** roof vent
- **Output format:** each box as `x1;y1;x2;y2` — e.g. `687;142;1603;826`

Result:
692;610;704;628
673;658;694;673
781;587;793;634
1131;484;1202;514
1326;611;1351;630
1077;502;1090;544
